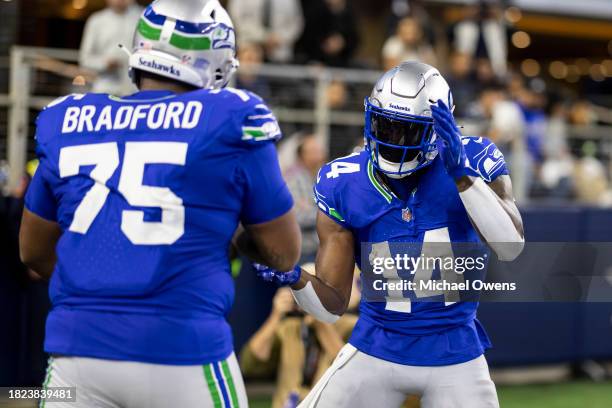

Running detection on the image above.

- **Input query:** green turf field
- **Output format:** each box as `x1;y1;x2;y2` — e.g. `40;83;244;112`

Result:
498;381;612;408
248;381;612;408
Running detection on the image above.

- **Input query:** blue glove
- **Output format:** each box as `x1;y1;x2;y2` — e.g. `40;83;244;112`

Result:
253;263;302;286
431;100;467;180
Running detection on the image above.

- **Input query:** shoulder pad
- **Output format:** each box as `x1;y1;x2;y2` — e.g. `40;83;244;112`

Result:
232;89;281;144
198;88;282;147
314;151;366;228
35;94;89;145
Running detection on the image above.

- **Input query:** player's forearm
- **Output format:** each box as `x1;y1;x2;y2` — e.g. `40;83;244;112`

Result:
232;227;268;264
19;246;57;280
456;176;525;261
292;271;347;317
19;210;62;280
233;224;300;271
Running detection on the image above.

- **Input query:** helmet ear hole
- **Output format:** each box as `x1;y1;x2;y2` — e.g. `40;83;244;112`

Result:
211;9;216;19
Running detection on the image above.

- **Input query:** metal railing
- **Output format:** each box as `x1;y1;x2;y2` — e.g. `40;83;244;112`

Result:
2;46;611;195
1;46;381;189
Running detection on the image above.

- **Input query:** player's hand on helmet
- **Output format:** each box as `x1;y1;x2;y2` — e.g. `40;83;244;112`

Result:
431;100;467;180
253;263;302;286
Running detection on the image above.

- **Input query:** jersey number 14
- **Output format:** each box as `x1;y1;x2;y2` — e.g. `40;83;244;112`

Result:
59;141;187;245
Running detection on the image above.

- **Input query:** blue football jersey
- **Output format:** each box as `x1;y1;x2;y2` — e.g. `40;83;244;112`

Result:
314;136;508;366
25;88;293;365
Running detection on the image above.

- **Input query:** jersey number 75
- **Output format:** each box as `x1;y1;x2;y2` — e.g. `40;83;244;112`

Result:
59;141;187;245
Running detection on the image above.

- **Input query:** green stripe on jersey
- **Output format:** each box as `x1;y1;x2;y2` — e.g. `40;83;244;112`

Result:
203;364;223;408
367;160;392;203
242;129;266;139
329;207;345;222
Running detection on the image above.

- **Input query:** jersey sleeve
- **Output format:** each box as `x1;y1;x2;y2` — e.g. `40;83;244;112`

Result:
237;91;282;145
24;113;58;221
462;136;509;183
313;162;351;230
237;143;293;225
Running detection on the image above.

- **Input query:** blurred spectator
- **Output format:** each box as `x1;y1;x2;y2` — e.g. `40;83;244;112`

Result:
445;52;477;117
574;143;612;206
79;0;142;95
539;101;574;199
569;100;598;126
453;1;507;78
240;266;360;408
475;58;498;87
235;41;271;100
382;16;437;70
471;83;529;202
517;78;549;169
326;79;362;159
284;135;327;262
295;0;359;67
229;0;303;63
387;0;434;42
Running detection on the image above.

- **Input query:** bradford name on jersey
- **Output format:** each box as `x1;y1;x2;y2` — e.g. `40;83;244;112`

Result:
25;88;293;365
314;137;508;366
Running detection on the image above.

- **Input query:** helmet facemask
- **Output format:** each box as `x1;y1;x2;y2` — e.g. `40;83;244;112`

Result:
364;97;437;179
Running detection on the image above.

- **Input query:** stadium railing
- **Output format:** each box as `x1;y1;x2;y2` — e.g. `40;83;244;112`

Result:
1;46;611;195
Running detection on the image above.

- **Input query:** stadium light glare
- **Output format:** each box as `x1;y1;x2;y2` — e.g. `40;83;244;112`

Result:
575;58;591;75
521;59;540;77
72;0;87;10
511;31;531;49
549;61;568;80
504;7;522;24
589;64;606;82
566;65;580;83
602;59;612;77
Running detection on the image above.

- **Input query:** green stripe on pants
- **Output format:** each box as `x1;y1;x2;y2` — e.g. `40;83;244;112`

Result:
40;357;54;408
221;360;240;408
203;364;223;408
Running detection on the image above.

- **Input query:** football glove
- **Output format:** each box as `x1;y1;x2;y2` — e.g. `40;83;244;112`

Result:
253;263;302;286
431;100;467;180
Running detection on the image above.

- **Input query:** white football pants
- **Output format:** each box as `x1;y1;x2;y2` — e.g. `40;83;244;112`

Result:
41;353;248;408
299;343;499;408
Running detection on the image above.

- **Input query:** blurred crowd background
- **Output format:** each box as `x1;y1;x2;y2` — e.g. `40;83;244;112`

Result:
0;0;611;207
0;0;611;406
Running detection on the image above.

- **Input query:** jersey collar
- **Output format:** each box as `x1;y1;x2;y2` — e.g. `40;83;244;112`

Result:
367;159;396;204
109;90;176;103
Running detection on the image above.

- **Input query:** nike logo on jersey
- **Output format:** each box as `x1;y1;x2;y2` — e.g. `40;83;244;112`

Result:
61;101;203;133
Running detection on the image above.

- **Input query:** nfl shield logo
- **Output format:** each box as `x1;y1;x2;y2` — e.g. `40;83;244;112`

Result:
402;208;412;222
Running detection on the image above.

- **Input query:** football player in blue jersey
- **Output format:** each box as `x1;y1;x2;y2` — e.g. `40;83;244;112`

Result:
256;61;525;407
19;0;301;406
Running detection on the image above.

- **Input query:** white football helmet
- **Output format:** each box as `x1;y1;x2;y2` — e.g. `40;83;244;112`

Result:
130;0;238;89
364;61;454;178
